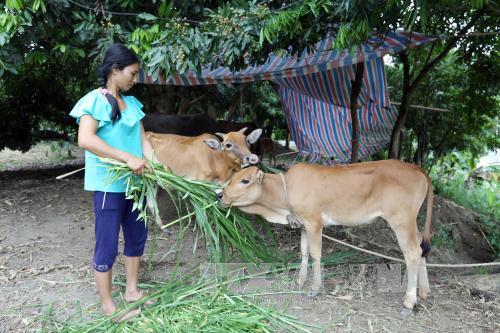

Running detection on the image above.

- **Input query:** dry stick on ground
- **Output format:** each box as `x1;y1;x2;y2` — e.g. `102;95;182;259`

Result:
38;278;93;285
477;225;497;254
14;240;44;248
419;324;446;332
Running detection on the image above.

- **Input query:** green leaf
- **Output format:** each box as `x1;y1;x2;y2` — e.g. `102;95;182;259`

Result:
0;32;7;46
138;13;158;21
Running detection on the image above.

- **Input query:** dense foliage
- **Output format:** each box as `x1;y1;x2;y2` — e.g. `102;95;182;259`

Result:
429;151;499;256
0;0;498;158
386;52;499;166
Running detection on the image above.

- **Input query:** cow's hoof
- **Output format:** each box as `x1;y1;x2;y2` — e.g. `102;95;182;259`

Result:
418;289;430;300
297;280;305;290
399;306;413;317
307;290;320;298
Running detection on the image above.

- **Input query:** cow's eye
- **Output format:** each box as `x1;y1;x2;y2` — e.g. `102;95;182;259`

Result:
225;143;232;149
241;179;250;184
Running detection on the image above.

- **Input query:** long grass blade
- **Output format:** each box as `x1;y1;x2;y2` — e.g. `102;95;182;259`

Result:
100;158;280;263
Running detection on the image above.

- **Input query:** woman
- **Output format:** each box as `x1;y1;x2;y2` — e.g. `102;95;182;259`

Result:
69;43;154;320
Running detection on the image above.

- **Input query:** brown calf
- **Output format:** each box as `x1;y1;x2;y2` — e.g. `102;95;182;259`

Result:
218;160;433;311
147;127;262;226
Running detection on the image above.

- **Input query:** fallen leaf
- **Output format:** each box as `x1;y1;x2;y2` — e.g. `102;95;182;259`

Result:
8;269;17;280
336;294;353;301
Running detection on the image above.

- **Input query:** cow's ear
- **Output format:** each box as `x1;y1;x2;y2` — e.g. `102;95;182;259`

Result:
247;128;263;144
238;127;248;134
204;139;223;151
256;170;265;184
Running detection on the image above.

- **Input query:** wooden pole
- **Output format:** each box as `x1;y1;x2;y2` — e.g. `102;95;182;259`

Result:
390;102;450;113
350;61;365;164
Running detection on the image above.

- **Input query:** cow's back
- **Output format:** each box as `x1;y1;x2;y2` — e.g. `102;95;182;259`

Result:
143;113;221;136
285;160;429;222
147;132;234;182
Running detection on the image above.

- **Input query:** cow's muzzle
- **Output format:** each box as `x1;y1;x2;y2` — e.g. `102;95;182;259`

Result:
243;154;259;167
216;191;223;201
215;190;230;207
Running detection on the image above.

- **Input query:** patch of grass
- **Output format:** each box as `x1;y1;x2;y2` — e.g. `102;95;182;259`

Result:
430;168;499;255
431;223;458;249
474;266;493;275
36;275;321;333
35;250;369;333
45;140;75;160
0;140;82;170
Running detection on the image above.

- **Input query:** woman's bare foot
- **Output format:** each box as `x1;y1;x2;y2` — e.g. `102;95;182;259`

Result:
101;300;117;316
124;289;155;306
102;300;141;322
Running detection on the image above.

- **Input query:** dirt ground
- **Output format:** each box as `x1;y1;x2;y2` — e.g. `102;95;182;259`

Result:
0;144;499;332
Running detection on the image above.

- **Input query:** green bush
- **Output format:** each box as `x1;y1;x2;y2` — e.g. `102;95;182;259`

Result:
430;152;500;255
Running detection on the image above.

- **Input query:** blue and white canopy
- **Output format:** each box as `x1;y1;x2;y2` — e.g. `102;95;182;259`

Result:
138;31;438;162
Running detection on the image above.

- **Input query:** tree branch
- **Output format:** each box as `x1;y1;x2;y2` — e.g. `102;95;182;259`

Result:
226;83;250;120
408;8;485;95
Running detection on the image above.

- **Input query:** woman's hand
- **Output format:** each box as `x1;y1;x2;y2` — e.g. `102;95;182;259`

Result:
126;154;147;175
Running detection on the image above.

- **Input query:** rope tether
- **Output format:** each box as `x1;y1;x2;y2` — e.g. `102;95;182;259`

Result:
322;233;500;268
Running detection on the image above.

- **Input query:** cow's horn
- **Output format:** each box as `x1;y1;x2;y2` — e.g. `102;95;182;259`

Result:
215;132;225;140
238;127;248;134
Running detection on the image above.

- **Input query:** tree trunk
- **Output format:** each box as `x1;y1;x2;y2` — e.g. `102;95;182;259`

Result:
226;83;250;120
178;93;206;114
388;10;484;159
350;61;365;163
416;118;430;167
389;52;411;159
134;84;177;114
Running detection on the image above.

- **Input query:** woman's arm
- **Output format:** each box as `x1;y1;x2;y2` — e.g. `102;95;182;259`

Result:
78;114;146;175
140;123;156;162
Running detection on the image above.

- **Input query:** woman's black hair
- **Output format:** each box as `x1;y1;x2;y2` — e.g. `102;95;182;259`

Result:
97;43;139;123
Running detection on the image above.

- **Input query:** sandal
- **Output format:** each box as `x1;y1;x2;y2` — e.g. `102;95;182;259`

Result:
110;307;141;323
125;290;156;307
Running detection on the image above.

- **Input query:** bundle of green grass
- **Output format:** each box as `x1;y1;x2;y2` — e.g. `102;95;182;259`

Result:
101;158;279;263
38;274;321;332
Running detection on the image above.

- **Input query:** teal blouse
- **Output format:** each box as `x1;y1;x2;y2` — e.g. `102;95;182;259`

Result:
69;89;145;192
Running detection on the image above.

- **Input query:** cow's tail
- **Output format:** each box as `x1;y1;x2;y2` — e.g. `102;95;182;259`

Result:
420;173;433;258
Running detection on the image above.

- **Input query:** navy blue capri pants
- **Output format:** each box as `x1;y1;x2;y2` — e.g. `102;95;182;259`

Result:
93;191;148;272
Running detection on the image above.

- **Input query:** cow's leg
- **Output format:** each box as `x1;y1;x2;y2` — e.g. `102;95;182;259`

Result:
148;185;163;227
390;219;421;311
305;224;323;296
297;228;309;289
418;257;431;300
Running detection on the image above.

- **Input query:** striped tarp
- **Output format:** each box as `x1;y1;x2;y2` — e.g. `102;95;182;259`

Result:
277;57;397;162
138;30;437;162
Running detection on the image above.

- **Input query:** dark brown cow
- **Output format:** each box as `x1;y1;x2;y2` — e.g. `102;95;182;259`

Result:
143;113;221;136
258;137;276;167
